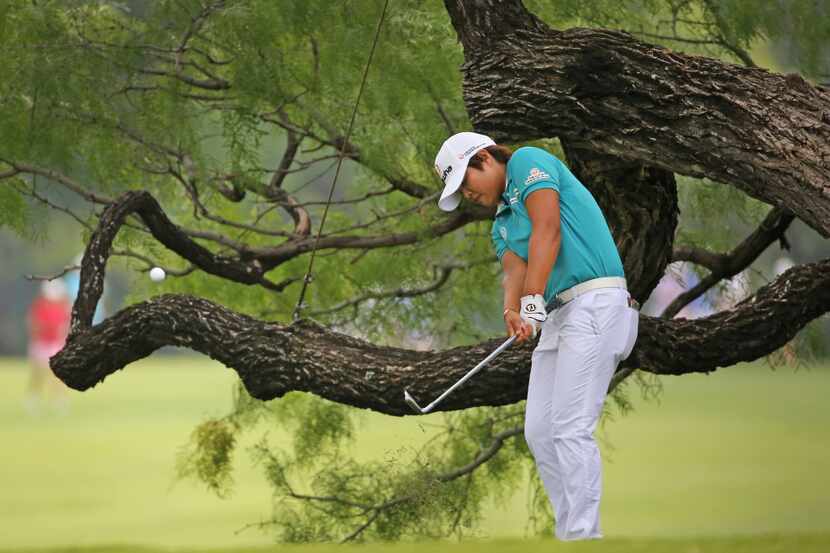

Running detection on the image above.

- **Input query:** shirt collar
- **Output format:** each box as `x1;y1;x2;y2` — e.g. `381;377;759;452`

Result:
501;176;511;203
496;180;512;215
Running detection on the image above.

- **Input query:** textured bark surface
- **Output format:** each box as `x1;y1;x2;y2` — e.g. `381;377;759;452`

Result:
561;143;679;304
51;257;830;415
629;258;830;374
69;190;288;336
444;0;830;236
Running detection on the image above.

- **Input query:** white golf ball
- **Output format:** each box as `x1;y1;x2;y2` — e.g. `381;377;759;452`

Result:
149;267;166;282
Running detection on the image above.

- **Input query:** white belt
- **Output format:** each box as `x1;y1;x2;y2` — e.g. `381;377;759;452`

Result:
546;276;628;311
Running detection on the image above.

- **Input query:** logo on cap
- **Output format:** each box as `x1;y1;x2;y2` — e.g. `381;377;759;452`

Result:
457;142;488;160
441;165;453;183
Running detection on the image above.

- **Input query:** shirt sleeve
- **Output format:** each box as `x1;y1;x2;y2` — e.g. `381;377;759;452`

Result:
491;219;508;260
511;148;561;205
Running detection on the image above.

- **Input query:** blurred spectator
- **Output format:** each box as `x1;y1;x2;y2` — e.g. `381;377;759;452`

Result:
711;270;751;312
643;262;713;318
773;255;795;277
24;279;71;416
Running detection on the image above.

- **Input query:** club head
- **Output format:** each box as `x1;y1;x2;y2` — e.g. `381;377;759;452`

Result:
403;390;424;414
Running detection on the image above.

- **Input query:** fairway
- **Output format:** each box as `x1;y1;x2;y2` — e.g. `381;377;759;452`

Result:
4;534;830;553
0;356;828;550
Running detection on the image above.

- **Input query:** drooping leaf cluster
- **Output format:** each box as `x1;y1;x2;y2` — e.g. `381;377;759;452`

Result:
178;381;545;542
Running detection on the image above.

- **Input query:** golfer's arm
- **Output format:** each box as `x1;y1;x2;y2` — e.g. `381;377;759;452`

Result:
523;189;561;296
500;251;527;313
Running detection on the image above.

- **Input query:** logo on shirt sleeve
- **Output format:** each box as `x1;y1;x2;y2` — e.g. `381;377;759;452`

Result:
524;167;551;186
499;226;507;240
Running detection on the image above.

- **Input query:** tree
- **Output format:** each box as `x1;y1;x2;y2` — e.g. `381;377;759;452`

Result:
1;0;828;543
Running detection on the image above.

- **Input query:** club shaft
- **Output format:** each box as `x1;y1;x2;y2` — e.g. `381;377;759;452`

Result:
421;334;518;413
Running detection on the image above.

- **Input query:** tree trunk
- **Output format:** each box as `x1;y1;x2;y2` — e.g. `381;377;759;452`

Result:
444;0;830;237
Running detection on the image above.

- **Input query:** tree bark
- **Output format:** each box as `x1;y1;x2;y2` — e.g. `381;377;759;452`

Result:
68;190;293;335
444;0;830;237
52;257;830;415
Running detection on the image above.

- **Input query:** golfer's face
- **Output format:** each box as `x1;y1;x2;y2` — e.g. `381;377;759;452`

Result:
461;158;502;207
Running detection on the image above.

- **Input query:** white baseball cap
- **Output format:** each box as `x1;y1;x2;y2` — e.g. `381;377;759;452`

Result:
434;131;496;211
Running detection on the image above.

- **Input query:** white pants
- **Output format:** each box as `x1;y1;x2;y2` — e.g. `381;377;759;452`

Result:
524;287;639;541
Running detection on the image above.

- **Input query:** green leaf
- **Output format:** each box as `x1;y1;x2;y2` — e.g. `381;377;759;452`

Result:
0;182;28;236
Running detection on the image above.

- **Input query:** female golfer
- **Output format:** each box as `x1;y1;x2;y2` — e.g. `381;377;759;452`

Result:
434;132;639;541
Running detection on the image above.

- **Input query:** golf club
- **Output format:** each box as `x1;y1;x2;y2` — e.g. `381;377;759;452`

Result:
403;333;518;414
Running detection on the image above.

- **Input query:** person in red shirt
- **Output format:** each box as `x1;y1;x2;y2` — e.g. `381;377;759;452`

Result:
25;279;72;415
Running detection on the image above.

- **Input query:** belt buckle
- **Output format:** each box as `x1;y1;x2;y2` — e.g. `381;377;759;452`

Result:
546;297;565;312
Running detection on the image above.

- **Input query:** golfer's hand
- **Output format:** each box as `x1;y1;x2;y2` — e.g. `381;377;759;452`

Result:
504;310;534;343
520;293;547;338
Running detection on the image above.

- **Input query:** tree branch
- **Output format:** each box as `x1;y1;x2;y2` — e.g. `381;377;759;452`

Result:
308;259;494;317
164;164;295;240
320;192;440;237
264;114;311;236
0;167;20;179
663;206;794;318
65;190;293;334
701;0;758;68
52;257;830;413
12;179;94;230
444;0;830;236
671;245;723;272
138;67;230;91
261;112;431;200
254;206;489;268
3;162;113;204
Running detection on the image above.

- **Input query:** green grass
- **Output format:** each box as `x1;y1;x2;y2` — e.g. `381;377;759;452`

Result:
4;533;830;553
1;356;829;550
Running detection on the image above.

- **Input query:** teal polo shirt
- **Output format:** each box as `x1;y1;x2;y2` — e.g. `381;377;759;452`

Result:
490;146;624;304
